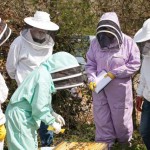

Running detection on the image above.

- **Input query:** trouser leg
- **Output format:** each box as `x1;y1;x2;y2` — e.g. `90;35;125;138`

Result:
110;103;133;144
92;92;116;145
6;104;38;150
39;121;54;146
140;99;150;150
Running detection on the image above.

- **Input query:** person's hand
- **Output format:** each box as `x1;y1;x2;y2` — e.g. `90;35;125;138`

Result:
136;96;143;112
51;122;61;134
104;72;116;79
0;124;6;141
52;112;65;126
88;82;96;91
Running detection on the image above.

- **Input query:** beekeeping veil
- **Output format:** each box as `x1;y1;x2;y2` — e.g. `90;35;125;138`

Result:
134;18;150;57
0;18;11;46
96;12;123;49
42;52;84;90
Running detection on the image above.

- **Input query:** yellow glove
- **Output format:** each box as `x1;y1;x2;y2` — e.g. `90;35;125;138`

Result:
47;125;65;134
104;72;115;79
0;124;6;141
88;82;96;91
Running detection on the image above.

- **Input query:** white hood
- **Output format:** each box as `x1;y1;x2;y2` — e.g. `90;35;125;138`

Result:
20;29;54;50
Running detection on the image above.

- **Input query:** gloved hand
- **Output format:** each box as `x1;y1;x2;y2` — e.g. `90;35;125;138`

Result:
51;112;65;126
136;96;143;112
0;124;6;141
47;126;65;134
88;82;96;91
104;72;115;79
52;122;61;134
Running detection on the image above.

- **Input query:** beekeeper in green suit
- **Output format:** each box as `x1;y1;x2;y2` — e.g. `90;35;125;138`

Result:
5;51;80;150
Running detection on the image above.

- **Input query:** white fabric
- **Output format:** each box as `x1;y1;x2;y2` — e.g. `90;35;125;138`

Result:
0;73;8;103
137;57;150;101
0;115;6;126
0;140;4;150
21;29;54;50
52;122;61;134
95;70;112;93
134;18;150;42
0;73;8;125
6;29;54;85
51;112;65;126
40;147;55;150
24;11;59;31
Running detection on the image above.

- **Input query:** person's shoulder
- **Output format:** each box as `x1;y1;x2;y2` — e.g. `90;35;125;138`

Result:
122;33;137;45
37;67;51;83
12;36;22;44
123;33;134;42
10;35;23;48
23;67;46;85
89;36;99;51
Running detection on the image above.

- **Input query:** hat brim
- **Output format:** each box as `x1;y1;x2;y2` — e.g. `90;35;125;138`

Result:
134;28;150;43
55;83;84;90
0;27;11;46
24;17;59;31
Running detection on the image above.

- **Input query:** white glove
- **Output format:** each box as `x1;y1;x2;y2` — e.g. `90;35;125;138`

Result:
52;122;61;134
52;112;65;126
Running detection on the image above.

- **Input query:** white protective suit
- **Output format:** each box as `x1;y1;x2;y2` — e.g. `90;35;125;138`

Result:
137;56;150;101
6;29;54;85
0;73;8;122
0;73;8;149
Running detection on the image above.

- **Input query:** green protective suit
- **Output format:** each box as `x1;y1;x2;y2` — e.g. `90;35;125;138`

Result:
5;52;79;150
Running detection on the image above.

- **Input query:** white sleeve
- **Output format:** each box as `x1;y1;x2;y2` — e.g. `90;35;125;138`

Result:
0;73;8;103
6;39;20;79
136;67;145;97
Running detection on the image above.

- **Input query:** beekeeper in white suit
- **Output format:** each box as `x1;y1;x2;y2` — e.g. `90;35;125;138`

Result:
0;18;11;150
134;18;150;150
6;11;65;147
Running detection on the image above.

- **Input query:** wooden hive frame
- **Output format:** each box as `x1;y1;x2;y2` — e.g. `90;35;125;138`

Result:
54;142;108;150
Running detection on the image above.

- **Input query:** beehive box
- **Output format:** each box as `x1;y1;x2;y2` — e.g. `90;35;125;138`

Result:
53;142;108;150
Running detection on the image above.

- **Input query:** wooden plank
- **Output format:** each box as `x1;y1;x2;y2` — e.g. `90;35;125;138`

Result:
54;142;108;150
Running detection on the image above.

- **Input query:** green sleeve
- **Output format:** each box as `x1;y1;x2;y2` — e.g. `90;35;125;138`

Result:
31;81;55;126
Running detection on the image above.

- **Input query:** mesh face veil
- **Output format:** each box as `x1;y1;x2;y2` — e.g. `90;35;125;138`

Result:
96;19;123;49
51;66;84;90
0;19;11;46
42;52;85;90
142;42;150;56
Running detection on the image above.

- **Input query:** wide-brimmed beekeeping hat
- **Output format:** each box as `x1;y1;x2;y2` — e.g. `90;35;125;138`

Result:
24;11;59;31
134;18;150;43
